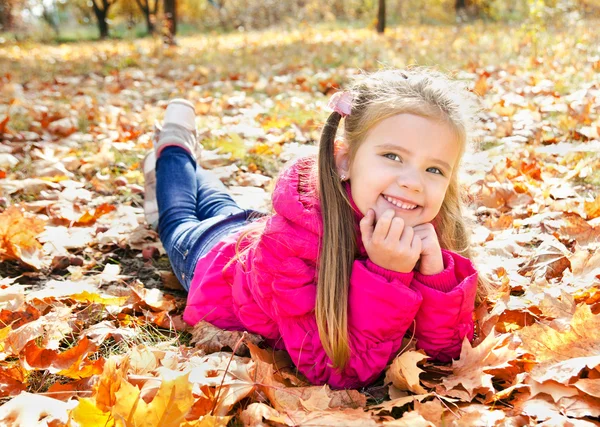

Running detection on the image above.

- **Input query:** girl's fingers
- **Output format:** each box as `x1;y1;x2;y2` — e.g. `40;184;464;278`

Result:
386;216;405;243
398;224;414;248
410;233;423;256
372;209;395;242
412;223;436;238
360;209;375;243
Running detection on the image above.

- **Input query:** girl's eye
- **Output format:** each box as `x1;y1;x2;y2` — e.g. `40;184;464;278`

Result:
427;167;443;176
383;153;401;162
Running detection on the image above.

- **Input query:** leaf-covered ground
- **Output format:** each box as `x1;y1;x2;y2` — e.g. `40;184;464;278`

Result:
0;20;600;426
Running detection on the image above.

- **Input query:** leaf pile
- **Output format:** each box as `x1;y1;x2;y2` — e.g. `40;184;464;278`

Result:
0;21;600;426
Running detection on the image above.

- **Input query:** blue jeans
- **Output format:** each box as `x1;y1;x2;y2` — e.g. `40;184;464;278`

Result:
156;146;266;291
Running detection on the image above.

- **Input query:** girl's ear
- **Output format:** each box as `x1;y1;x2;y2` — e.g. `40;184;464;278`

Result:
334;139;351;179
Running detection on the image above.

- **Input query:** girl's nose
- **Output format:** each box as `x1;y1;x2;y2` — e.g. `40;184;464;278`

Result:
397;169;423;192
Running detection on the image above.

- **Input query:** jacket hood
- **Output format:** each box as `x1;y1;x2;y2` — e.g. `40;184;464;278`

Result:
271;156;366;253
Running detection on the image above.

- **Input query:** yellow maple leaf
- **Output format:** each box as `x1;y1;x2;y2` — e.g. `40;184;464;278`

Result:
70;398;116;427
180;416;231;426
518;303;600;384
112;374;194;427
70;291;128;306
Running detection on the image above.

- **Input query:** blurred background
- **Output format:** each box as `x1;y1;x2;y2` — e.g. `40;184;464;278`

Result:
0;0;598;44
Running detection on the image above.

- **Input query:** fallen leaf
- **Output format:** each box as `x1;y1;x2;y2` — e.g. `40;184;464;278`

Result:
0;206;46;268
0;391;77;425
518;304;600;384
190;321;263;356
442;333;520;401
384;350;429;394
112;373;194;427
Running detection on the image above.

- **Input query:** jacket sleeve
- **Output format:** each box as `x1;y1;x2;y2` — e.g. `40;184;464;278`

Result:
249;215;423;390
409;249;478;362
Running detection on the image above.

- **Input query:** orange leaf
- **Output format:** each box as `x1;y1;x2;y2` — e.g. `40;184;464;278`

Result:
585;194;600;220
0;304;40;329
47;377;97;401
95;357;128;412
24;337;97;375
0;206;45;268
0;115;9;134
0;365;26;398
75;203;116;226
473;74;489;96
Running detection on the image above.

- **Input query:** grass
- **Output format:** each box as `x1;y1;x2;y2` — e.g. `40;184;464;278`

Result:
95;323;193;360
3;19;599;90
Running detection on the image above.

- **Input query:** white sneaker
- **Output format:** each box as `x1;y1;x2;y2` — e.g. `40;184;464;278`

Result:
143;99;202;230
153;98;199;158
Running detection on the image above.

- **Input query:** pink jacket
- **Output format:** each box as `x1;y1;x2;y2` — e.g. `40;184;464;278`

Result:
183;156;478;390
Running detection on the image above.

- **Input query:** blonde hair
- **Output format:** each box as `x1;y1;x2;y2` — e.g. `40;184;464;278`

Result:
228;67;493;372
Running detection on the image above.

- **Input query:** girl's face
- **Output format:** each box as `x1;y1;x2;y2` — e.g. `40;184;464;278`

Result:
336;114;460;227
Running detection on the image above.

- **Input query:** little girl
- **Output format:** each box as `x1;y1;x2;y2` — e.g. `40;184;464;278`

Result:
145;68;483;390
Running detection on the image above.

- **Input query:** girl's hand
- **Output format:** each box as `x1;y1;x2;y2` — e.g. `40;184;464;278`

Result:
360;209;422;273
412;223;443;275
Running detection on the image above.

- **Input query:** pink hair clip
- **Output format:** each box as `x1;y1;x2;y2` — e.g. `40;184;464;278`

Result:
327;91;353;117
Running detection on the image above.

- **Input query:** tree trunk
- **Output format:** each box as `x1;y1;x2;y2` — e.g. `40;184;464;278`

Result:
136;0;158;34
164;0;177;45
0;3;13;31
146;15;155;34
376;0;385;34
92;0;112;39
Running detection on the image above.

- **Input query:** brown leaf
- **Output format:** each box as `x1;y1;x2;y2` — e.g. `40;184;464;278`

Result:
384;350;429;394
413;399;446;426
0;365;26;398
518;236;571;280
574;379;600;398
442;333;520;401
190;321;263;356
558;392;600;418
246;341;306;386
526;377;578;402
370;393;433;414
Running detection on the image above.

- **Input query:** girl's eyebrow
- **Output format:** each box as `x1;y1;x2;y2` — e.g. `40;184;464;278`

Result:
375;143;452;171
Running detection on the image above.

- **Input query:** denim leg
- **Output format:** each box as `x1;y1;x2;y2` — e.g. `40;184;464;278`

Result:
156;146;247;290
194;166;245;220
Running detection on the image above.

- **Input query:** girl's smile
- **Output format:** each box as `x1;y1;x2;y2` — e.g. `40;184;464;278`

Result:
336;113;460;227
382;194;420;210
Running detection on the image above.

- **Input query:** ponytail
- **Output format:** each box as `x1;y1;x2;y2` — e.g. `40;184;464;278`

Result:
316;111;357;371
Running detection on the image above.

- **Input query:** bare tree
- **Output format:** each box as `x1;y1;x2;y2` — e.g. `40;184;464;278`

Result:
135;0;159;35
376;0;385;33
91;0;118;39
